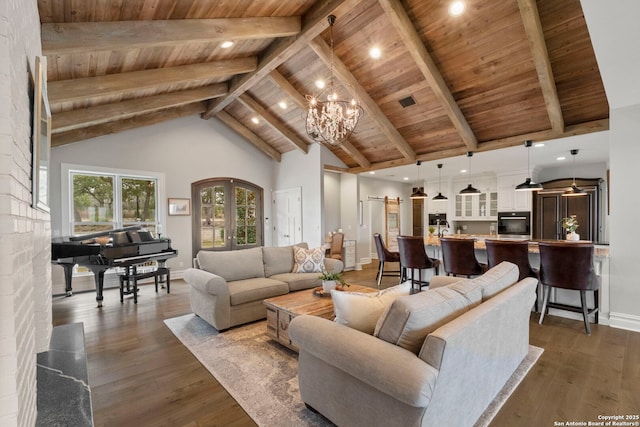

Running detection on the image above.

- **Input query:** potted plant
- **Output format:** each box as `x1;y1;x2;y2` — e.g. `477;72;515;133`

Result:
562;215;580;241
428;226;436;237
319;271;347;292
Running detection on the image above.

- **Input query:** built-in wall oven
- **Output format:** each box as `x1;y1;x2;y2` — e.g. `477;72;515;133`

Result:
497;211;531;237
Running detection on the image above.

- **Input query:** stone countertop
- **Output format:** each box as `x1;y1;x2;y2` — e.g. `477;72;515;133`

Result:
424;235;610;258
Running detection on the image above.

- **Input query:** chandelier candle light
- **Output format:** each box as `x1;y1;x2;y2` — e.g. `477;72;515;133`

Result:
306;15;363;145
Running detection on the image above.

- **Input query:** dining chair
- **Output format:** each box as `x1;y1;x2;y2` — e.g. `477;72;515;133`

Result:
485;239;540;311
439;237;487;278
397;235;440;293
538;241;600;335
373;233;401;287
328;232;344;260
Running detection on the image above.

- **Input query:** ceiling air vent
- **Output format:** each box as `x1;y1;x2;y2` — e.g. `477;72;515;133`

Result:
398;96;416;108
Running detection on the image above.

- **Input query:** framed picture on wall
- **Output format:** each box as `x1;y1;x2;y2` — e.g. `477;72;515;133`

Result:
168;198;191;216
32;56;51;212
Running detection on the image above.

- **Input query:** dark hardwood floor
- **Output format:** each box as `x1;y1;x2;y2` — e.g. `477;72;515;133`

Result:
51;263;640;427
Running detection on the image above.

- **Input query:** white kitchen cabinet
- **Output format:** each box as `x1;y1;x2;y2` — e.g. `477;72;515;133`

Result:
454;191;497;219
425;182;449;213
497;173;532;211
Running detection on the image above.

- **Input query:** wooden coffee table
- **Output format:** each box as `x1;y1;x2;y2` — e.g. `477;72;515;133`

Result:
264;284;375;351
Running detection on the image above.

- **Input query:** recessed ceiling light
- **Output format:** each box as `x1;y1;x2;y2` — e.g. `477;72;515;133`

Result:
315;80;325;89
278;101;287;109
403;177;409;181
251;117;259;124
369;171;375;174
461;169;468;174
449;1;465;16
369;46;381;59
221;41;234;49
534;143;545;148
557;156;566;161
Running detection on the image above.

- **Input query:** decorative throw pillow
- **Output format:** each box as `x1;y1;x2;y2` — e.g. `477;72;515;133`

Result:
332;282;412;334
291;246;325;273
374;284;481;354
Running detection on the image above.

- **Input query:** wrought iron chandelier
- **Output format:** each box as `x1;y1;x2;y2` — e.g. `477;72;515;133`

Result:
306;15;363;145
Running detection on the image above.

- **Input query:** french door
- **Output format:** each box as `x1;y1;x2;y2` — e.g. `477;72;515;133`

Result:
192;178;263;257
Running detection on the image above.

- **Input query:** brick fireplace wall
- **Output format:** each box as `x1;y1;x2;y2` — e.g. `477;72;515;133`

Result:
0;1;52;426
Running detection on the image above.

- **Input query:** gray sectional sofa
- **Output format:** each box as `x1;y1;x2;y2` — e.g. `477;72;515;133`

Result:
183;243;344;331
289;262;537;427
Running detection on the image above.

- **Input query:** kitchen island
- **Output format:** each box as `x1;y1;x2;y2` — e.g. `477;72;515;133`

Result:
424;234;610;326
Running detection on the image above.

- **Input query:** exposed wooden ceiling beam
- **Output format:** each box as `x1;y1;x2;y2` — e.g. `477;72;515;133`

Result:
215;111;282;162
52;85;227;134
48;58;256;105
378;0;478;150
51;102;207;147
237;93;309;154
42;17;301;55
267;70;371;168
308;36;416;161
517;0;564;133
348;119;609;174
202;0;360;118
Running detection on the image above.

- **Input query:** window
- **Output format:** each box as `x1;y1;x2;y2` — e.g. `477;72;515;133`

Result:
192;178;263;256
62;164;164;237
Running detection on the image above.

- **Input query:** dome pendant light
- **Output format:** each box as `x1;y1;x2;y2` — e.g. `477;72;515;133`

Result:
562;149;587;197
515;140;543;191
410;161;428;199
433;163;448;200
459;151;481;195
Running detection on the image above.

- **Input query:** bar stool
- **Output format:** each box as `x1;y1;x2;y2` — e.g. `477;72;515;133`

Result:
439;237;487;278
485;239;540;311
373;233;401;287
397;236;440;293
538;241;600;335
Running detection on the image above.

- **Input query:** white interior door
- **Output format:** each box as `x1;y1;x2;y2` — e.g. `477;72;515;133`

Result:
273;188;302;247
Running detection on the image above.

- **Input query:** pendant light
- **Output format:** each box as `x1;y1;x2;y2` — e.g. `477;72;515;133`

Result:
433;163;448;200
459;151;481;195
515;140;543;191
410;161;428;199
562;149;587;197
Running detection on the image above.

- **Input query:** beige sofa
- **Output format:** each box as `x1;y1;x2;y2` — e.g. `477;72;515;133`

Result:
289;262;537;427
184;244;343;331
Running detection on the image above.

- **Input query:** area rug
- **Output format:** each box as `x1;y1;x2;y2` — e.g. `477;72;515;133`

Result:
164;314;543;427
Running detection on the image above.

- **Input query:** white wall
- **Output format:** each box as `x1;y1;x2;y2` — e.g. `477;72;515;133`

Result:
582;0;640;330
323;171;341;234
50;115;277;278
274;143;324;248
0;1;49;425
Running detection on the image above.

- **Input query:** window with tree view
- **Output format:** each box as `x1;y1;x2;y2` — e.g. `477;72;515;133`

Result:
72;172;158;235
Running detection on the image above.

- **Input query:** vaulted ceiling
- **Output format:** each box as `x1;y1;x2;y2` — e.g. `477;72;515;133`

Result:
39;0;609;174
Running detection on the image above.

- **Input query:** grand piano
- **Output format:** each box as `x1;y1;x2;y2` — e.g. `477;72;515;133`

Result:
51;226;178;307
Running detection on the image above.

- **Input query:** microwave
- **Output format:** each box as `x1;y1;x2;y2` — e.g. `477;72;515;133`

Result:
497;211;531;236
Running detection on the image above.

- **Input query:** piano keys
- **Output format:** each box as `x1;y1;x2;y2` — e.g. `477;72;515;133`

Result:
51;226;178;307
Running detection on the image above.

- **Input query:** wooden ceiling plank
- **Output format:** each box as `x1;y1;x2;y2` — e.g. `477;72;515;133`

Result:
377;0;478;151
237;93;309;154
215;111;282;162
48;58;256;105
42;17;301;54
268;70;371;168
52;84;228;134
348;119;609;174
51;102;207;147
308;36;416;161
202;0;360;118
517;0;564;133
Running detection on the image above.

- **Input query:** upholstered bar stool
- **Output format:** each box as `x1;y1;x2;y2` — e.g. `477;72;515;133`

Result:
485;239;540;311
397;236;440;293
439;237;487;278
373;233;401;287
538;241;600;335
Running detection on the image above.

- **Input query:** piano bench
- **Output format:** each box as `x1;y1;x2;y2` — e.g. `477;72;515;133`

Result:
119;267;171;303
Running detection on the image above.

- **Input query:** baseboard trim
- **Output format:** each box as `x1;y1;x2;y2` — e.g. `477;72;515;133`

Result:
608;312;640;332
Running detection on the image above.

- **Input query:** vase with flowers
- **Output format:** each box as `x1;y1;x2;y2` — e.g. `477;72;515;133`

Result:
562;215;580;241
